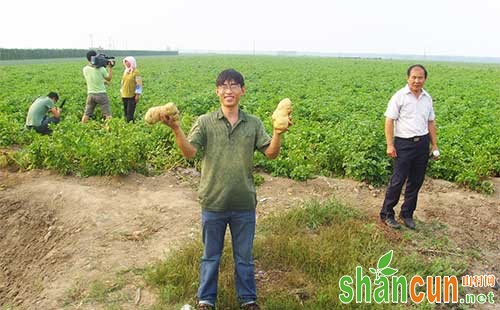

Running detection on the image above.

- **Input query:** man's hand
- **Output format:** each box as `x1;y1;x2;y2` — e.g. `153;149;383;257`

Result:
160;112;180;129
50;107;61;118
430;146;440;160
273;116;293;134
134;94;140;103
386;144;397;158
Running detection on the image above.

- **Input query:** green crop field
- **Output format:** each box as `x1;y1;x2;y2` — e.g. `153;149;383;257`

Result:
1;56;498;192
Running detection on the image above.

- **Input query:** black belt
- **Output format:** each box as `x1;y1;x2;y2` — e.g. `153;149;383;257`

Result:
395;134;428;142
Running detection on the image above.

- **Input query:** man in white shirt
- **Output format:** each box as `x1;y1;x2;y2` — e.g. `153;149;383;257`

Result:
380;64;439;229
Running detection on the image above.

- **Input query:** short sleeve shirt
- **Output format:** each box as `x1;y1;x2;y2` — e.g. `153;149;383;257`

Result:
83;65;108;94
384;85;435;138
120;69;141;98
188;108;272;211
25;96;54;127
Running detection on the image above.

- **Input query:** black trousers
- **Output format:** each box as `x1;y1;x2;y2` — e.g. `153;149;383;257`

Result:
122;97;136;122
380;134;430;220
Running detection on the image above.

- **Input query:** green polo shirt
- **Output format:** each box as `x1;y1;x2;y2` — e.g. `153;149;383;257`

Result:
25;96;54;127
188;108;272;211
83;65;108;94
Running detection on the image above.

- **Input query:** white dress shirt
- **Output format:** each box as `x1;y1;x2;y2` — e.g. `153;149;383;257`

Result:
384;84;435;138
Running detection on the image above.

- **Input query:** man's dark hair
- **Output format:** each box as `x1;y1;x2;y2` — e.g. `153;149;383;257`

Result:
407;64;428;78
86;50;97;61
47;92;59;100
216;69;245;87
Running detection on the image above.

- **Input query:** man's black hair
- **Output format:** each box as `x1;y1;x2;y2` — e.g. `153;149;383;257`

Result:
407;64;428;78
216;69;245;87
47;92;59;100
86;50;97;62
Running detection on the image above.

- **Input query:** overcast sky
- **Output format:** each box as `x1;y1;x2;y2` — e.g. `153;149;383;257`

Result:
1;0;499;57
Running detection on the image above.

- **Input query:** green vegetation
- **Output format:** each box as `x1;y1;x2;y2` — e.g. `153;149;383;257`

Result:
61;267;149;309
63;277;132;308
0;56;498;191
144;199;468;309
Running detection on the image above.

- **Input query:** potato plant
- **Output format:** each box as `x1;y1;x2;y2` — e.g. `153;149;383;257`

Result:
0;56;498;192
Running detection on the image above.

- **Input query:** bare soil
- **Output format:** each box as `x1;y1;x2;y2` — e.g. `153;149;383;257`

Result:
0;168;499;309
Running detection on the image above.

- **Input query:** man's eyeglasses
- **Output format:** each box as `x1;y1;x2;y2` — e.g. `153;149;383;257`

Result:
218;84;241;91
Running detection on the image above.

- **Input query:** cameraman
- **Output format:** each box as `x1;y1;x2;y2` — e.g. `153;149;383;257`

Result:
81;50;113;123
25;92;61;135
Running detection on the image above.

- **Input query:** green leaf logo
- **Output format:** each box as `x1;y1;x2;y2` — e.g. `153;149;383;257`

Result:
377;250;393;269
369;250;398;280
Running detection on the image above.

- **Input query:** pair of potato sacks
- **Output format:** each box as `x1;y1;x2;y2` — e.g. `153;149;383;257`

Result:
145;99;292;130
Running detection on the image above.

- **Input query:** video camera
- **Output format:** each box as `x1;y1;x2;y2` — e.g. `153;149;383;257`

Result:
90;53;116;68
59;99;67;109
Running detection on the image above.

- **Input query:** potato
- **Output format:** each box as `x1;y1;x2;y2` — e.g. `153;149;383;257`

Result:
272;98;293;130
144;102;179;124
276;98;293;114
160;102;179;116
144;108;159;124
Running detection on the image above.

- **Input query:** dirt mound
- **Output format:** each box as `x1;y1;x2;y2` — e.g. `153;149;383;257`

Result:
0;196;69;305
0;169;200;309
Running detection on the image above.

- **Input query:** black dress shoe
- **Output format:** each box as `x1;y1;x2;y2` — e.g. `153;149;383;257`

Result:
399;216;416;229
383;218;401;229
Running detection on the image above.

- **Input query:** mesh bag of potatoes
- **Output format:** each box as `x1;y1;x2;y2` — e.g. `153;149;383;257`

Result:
144;102;179;124
272;98;293;130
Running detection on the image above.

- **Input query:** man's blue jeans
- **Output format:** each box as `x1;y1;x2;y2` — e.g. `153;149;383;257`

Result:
197;209;257;306
30;116;59;135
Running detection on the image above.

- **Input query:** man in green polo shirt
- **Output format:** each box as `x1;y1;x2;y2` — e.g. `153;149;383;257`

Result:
25;92;61;135
81;50;113;123
160;69;290;310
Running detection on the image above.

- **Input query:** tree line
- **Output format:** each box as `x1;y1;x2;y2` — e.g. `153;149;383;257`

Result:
0;48;178;60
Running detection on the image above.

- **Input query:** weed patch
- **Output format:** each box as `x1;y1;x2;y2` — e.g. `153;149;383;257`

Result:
144;199;468;308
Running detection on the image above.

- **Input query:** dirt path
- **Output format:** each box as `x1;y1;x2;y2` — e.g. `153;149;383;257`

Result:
0;169;499;309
